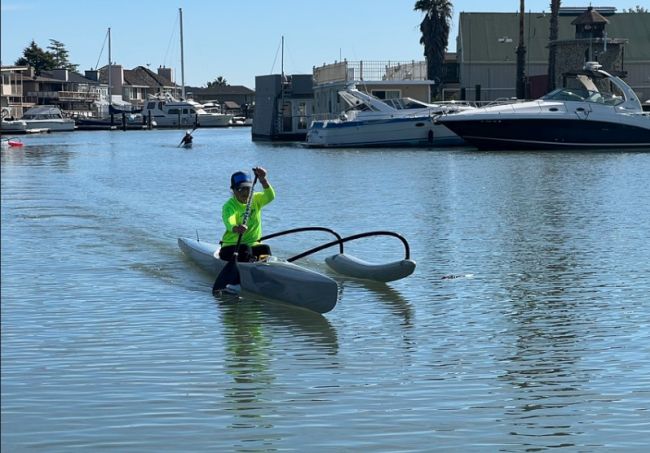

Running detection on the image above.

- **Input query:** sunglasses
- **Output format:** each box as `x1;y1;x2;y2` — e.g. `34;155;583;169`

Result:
236;187;251;193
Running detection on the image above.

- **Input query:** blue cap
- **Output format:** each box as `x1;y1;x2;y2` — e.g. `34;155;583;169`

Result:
231;171;252;189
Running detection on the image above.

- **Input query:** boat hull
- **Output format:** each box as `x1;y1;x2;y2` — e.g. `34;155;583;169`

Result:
306;117;464;148
1;120;28;133
439;116;650;150
178;237;338;314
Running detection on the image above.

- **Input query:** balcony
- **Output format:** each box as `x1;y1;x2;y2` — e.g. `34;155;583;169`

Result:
26;91;100;101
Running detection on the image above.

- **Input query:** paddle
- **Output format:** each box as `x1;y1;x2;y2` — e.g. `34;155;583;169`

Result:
178;125;198;147
212;174;258;293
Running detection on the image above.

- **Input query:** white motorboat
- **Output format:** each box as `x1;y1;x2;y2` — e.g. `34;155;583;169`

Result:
1;118;28;133
306;87;474;147
437;62;650;150
141;95;233;128
20;105;76;132
178;227;416;314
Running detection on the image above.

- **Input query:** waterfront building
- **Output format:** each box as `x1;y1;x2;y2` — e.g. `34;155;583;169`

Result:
251;74;313;141
1;66;28;119
456;8;650;102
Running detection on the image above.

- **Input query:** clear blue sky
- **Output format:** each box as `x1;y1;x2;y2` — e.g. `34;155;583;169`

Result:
1;0;642;89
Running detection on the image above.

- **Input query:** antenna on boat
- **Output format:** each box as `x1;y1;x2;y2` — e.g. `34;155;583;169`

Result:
179;8;185;100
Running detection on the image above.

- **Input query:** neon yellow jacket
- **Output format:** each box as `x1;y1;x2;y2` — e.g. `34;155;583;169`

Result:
220;185;275;246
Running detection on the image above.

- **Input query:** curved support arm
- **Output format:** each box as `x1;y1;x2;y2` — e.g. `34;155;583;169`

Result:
260;226;344;254
287;230;411;263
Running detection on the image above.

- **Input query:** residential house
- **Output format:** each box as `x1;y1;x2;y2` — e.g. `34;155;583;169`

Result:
186;85;255;117
17;67;105;117
98;65;181;110
1;65;29;119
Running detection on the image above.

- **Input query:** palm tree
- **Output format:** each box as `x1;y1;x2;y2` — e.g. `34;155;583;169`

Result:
414;0;453;100
547;0;562;92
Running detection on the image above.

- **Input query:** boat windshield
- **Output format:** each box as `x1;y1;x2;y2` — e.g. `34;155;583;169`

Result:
542;87;624;106
382;98;430;110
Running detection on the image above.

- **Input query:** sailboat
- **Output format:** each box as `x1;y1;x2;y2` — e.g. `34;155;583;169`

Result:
74;28;149;130
140;8;233;128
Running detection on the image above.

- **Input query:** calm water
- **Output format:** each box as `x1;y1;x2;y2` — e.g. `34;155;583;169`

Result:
2;128;649;452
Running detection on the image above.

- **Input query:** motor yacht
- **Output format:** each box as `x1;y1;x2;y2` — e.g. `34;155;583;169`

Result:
20;105;75;132
141;95;233;128
437;62;650;150
306;88;474;148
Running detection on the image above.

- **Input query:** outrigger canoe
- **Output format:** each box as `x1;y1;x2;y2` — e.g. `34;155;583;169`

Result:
178;227;416;314
178;237;339;313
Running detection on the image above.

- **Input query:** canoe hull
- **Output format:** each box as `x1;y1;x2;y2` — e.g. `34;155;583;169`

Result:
178;237;338;314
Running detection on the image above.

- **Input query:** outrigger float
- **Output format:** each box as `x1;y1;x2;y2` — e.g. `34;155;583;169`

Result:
178;227;416;314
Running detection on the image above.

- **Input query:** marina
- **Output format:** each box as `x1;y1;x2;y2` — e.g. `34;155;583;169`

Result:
3;2;650;451
2;128;650;451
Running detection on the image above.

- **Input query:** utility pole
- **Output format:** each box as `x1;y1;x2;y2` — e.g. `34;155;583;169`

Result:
516;0;527;99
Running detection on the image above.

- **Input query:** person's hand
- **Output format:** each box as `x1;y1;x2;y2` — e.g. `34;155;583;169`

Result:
233;224;248;234
253;167;267;179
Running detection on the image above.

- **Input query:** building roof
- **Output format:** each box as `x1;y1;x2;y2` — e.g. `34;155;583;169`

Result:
458;11;650;63
124;66;176;88
571;7;610;25
40;70;100;85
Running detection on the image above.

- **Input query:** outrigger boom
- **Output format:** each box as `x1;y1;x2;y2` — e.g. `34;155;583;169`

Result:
260;227;416;282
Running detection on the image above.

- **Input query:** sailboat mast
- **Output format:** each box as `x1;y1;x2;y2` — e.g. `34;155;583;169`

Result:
179;8;185;99
281;35;284;78
108;27;112;105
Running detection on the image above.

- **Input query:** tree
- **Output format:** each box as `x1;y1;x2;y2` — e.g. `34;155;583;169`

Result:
206;76;228;88
47;39;78;72
15;41;56;75
414;0;453;99
547;0;561;92
625;5;648;12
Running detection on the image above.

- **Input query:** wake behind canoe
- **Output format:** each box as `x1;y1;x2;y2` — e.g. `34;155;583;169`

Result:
178;237;338;314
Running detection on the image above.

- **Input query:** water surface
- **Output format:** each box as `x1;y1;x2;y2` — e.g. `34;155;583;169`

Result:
2;129;649;451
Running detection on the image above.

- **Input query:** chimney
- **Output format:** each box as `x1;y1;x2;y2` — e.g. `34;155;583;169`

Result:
158;66;174;83
51;68;69;81
85;69;99;81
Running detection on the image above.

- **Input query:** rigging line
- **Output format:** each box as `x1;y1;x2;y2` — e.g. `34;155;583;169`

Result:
163;12;179;69
93;29;109;70
269;37;282;74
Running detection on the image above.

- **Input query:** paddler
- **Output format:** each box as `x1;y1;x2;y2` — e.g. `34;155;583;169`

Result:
181;130;193;146
219;167;275;262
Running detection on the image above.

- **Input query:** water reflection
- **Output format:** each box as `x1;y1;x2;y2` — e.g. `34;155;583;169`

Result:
342;279;414;328
496;165;592;447
218;295;338;434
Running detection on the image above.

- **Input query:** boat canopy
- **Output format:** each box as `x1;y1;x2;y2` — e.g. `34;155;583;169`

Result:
21;105;64;119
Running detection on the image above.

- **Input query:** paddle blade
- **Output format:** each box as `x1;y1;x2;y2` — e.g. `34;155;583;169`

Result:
212;260;239;292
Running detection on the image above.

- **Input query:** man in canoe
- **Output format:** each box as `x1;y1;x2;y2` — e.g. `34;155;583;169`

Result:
219;167;275;262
